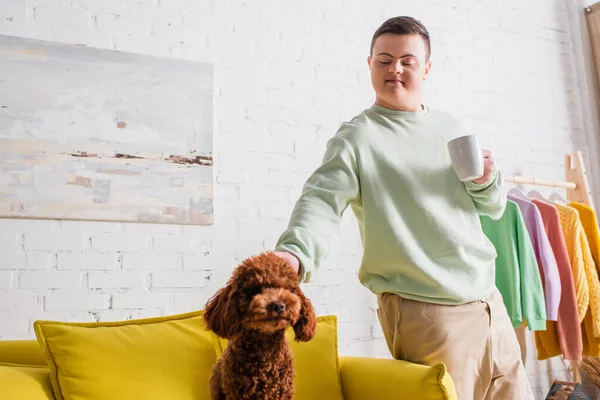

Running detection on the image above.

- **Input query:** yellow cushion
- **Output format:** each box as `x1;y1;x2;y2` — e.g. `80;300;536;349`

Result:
0;364;55;400
213;315;344;400
339;356;457;400
33;310;216;400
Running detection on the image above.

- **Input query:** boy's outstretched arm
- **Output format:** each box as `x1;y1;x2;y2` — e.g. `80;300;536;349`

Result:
275;134;361;282
464;150;507;220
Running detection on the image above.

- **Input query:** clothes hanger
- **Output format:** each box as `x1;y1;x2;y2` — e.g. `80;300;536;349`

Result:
508;186;531;200
527;189;547;201
523;178;546;201
548;184;568;205
549;191;568;205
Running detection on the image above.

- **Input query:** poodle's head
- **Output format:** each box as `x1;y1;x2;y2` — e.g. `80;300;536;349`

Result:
203;252;317;342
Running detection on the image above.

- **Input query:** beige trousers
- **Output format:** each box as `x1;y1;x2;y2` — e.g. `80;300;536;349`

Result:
376;289;534;400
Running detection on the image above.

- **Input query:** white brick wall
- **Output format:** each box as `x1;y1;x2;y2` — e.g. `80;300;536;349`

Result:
0;271;13;289
1;0;599;397
88;271;147;290
24;232;86;252
57;252;119;271
90;234;152;252
44;293;110;311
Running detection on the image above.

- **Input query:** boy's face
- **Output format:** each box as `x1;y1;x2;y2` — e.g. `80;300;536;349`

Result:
368;33;431;112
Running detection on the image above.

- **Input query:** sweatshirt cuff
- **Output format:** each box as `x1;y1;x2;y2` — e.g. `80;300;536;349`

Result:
546;312;558;322
274;243;314;283
465;167;498;190
562;348;583;361
527;319;547;331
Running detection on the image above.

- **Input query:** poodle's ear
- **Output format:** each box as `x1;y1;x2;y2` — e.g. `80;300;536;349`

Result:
293;288;317;342
203;282;242;339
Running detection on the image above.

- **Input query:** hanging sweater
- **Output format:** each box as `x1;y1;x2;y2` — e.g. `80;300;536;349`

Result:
275;104;507;305
570;202;600;356
555;203;600;337
507;191;561;321
571;203;600;269
480;200;546;330
532;199;582;361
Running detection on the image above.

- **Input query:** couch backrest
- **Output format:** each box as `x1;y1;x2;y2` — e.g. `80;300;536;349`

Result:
0;313;346;400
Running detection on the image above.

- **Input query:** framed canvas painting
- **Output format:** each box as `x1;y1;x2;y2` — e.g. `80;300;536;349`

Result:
0;35;213;225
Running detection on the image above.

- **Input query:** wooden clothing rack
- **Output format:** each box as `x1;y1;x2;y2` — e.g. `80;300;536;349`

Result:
504;151;595;211
504;150;595;384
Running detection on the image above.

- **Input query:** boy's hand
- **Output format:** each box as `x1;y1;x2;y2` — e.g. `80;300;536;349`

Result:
471;149;495;185
274;251;300;274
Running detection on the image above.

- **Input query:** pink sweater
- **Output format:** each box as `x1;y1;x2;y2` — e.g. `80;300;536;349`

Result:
533;199;582;361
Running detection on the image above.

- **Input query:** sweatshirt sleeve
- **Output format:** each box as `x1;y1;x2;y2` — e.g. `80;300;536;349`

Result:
275;135;361;283
464;167;507;220
552;224;583;360
516;207;547;331
530;209;562;321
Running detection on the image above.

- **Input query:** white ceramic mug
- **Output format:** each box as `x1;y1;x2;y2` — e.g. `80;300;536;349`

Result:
447;134;484;182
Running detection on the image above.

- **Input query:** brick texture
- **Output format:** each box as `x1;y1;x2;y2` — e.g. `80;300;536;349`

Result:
44;293;110;311
0;0;598;395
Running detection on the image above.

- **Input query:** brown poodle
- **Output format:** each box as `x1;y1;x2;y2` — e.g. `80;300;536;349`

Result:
203;251;317;400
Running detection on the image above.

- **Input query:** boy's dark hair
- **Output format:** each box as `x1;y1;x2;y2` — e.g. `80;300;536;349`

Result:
370;16;431;60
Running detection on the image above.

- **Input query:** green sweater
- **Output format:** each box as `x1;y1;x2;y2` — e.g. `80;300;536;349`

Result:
480;200;547;330
275;104;507;304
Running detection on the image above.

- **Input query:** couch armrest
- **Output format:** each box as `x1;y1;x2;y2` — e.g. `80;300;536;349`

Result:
339;356;456;400
0;340;46;366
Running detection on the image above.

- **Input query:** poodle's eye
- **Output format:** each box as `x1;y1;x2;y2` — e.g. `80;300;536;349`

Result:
242;286;261;297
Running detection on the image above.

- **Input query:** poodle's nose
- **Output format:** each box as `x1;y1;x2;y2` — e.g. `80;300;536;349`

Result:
269;302;285;314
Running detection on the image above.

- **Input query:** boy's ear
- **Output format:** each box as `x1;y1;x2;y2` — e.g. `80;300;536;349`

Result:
423;60;432;80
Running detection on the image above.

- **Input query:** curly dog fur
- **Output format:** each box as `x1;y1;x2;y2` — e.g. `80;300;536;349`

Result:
203;251;317;400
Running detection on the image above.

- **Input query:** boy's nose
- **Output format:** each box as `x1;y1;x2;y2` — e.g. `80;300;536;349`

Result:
390;61;403;74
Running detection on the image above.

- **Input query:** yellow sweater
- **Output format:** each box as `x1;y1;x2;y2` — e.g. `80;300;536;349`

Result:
556;203;600;337
571;203;600;267
570;202;600;355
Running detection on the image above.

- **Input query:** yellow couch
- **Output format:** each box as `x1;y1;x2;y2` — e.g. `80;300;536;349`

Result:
0;311;456;400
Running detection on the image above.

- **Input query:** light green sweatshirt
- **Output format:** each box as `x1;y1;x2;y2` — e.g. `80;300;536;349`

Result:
275;104;507;304
480;200;547;330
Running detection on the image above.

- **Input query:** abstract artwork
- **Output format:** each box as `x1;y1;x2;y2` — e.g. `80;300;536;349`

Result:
0;34;213;225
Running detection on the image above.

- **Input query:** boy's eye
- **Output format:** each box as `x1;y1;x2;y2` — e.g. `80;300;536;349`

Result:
377;59;416;67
